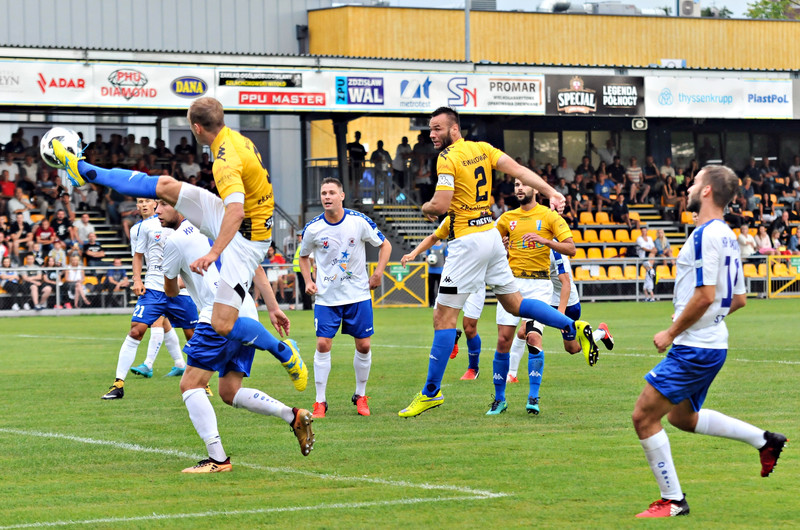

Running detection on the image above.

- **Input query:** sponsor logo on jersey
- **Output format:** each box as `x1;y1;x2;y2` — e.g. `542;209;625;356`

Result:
467;215;493;227
348;238;356;247
323;274;337;282
102;69;156;100
322;238;329;249
447;77;477;107
37;73;86;93
556;76;596;114
336;76;384;105
170;76;208;98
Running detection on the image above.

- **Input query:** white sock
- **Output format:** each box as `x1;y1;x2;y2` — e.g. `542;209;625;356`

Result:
353;350;371;396
183;387;226;462
144;327;164;369
592;328;607;343
164;328;186;368
508;336;526;378
115;336;141;380
694;409;766;448
640;429;683;501
314;350;331;403
232;388;294;423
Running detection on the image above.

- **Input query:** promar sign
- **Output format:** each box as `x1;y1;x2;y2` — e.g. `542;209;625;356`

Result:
546;75;644;116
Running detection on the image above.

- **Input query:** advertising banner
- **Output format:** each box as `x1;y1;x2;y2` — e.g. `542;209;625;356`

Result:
645;77;792;119
93;64;214;109
0;60;92;105
545;75;644;116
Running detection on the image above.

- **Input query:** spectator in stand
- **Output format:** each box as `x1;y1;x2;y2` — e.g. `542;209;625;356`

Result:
123;134;143;164
39;255;59;308
48;239;67;268
754;224;778;255
180;152;201;179
541;162;556;184
107;134;126;161
737;222;758;261
20;253;48;310
786;155;800;181
7;186;36;225
497;173;517;208
787;228;799;254
29;241;45;266
0;255;24;309
412;159;433;204
118;196;139;242
742;157;760;187
0;171;16;217
0;154;20;183
198;152;214;189
611;193;638;229
595;160;608;180
575;156;594;181
775;175;797;208
570;174;592;213
263;243;289;303
87;134;108;160
626;156;648;203
491;194;508;220
98;257;130;297
759;156;778;195
591;138;617;165
73;213;95;244
636;226;657;270
8;212;33;258
63;253;90;308
643;155;663;202
0;231;8;260
661;175;682;220
370;140;393;186
607;155;626;193
346;131;367;197
83;232;106;270
19;154;38;194
740;176;757;211
685;159;700;182
173;136;193;162
770;229;784;252
723;195;746;228
659;156;676;180
152;138;172;160
757;192;777;224
527;158;540;173
595;172;614;212
51;209;76;247
654;229;675;267
392;136;412;189
139;137;153;157
556;156;576;183
35;217;57;255
104;187;125;225
554;177;569;199
769;210;790;240
791;200;800;221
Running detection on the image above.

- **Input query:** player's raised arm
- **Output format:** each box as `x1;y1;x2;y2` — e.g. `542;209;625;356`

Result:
421;188;454;220
495;154;565;213
401;232;441;266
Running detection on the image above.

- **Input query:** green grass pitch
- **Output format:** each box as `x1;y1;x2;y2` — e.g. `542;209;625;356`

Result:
0;299;796;527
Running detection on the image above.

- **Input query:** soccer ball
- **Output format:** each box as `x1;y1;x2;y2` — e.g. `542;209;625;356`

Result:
40;127;82;169
426;253;439;265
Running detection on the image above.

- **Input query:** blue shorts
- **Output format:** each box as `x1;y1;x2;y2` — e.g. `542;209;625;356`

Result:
314;299;374;339
554;302;582;341
131;290;199;329
644;344;727;412
184;322;255;378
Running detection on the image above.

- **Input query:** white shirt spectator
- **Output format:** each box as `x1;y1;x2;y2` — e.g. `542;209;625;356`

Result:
737;230;757;259
73;217;96;244
556;165;576;183
0;160;19;182
180;161;201;178
660;164;676;179
393;142;412;172
636;233;656;258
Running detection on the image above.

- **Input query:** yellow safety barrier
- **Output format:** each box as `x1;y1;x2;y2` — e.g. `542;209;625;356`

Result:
369;261;428;308
767;255;800;298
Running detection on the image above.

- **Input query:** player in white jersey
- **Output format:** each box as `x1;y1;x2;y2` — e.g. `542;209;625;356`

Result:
299;178;392;418
506;248;614;414
156;200;314;473
631;165;786;518
101;198;199;400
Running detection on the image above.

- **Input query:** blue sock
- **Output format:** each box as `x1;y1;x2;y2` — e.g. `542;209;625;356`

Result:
493;351;510;402
227;317;290;362
466;333;481;370
78;161;159;199
527;347;544;400
423;328;457;396
519;298;575;335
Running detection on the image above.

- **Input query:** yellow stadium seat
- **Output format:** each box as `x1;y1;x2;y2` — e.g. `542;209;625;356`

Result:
583;229;599;243
603;247;618;259
640;266;650;279
595;211;611;224
743;210;754;218
615;229;631;242
587;247;603;260
656;265;673;280
83;276;99;286
732;228;741;237
743;263;759;277
757;263;767;277
30;214;45;224
681;211;694;225
608;265;624;280
571;231;583;243
599;229;615;243
772;263;791;277
574;248;587;260
591;266;607;280
647;229;657;241
624;265;638;279
580;211;595;225
574;267;592;281
629;211;641;223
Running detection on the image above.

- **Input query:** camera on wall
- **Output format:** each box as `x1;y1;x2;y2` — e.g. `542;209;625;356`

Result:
632;117;648;131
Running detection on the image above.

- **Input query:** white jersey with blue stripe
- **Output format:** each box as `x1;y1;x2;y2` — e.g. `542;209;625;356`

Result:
673;218;745;349
161;219;257;324
549;249;580;307
132;215;172;292
299;208;385;306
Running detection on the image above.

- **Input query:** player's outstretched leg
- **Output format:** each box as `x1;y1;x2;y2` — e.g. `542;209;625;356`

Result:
398;328;455;417
513;298;599;364
230;387;315;456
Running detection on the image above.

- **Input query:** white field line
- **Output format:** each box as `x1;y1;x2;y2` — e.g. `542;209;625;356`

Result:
6;334;800;364
0;428;507;499
0;496;491;529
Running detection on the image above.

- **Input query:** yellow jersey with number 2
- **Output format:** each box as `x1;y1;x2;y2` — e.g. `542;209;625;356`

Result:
496;205;572;279
435;138;503;240
210;126;274;242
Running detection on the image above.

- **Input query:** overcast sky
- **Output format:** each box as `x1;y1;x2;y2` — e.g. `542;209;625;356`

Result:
386;0;754;18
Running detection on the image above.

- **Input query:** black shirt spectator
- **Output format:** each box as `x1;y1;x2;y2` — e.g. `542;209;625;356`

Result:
174;136;194;162
51;210;74;244
607;157;626;187
83;232;106;269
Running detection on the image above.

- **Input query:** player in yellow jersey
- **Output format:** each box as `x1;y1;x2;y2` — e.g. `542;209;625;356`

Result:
399;107;600;418
49;97;308;392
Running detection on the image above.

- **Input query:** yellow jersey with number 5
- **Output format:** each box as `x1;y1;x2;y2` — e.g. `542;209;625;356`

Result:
435;138;503;240
210;126;274;241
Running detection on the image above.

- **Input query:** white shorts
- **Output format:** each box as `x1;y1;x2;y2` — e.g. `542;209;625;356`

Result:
462;289;486;320
496;277;553;327
435;229;516;310
176;185;270;308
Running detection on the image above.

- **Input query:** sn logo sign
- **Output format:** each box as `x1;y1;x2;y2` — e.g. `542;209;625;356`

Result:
447;77;477;107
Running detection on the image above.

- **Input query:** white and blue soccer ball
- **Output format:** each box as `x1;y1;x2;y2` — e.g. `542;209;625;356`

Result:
426;253;439;265
40;127;82;169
